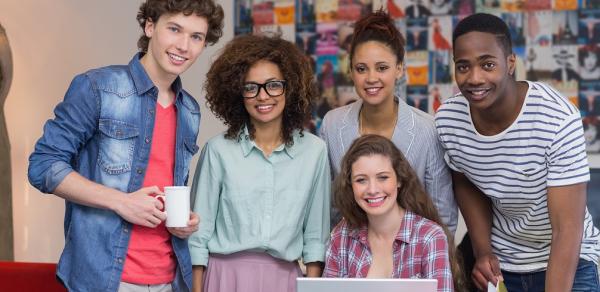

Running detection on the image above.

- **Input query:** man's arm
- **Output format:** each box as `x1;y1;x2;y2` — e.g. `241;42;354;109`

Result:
452;171;500;290
28;74;166;227
55;172;167;228
545;183;586;292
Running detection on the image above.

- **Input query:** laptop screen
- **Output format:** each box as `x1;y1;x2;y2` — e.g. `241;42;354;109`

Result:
296;278;437;292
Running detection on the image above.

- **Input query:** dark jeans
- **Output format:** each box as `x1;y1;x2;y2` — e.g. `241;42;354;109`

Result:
502;259;600;292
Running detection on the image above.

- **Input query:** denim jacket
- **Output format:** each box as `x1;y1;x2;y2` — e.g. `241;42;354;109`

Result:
28;53;200;292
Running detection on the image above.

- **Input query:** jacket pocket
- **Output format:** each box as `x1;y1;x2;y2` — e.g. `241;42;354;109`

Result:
97;119;139;175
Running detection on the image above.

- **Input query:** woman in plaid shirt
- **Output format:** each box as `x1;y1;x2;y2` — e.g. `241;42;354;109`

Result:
323;135;463;292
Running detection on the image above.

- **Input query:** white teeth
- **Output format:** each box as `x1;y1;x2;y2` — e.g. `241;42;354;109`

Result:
367;197;385;204
168;53;185;61
470;89;488;95
366;88;379;94
257;105;273;111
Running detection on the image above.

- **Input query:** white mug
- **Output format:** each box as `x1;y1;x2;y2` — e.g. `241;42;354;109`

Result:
160;186;190;227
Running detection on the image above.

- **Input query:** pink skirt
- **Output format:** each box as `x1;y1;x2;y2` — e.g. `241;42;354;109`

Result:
203;252;302;292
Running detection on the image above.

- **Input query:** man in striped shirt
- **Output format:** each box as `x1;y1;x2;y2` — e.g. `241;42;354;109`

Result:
435;13;600;292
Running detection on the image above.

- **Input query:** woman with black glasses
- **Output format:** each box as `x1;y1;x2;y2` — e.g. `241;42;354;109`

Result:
188;34;331;292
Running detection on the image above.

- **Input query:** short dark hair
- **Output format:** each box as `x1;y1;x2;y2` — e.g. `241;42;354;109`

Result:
452;13;512;56
136;0;224;52
204;35;317;146
350;9;406;66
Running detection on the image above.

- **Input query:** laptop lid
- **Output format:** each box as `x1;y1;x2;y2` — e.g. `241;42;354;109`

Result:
296;278;437;292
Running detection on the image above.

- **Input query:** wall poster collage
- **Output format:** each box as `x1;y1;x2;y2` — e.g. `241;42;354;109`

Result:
234;0;600;156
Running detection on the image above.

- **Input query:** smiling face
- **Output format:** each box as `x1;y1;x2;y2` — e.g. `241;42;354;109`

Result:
351;154;400;219
243;60;286;129
453;31;515;112
141;13;208;83
351;41;403;107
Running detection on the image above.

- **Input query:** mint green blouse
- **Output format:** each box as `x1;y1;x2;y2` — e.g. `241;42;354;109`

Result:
189;129;331;266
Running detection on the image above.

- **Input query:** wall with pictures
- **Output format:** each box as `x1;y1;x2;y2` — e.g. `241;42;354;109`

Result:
234;0;600;162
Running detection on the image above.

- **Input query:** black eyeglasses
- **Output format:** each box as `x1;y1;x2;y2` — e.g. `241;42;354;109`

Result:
242;80;286;99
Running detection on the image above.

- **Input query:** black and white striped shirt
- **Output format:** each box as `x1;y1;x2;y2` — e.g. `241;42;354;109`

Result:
435;81;600;272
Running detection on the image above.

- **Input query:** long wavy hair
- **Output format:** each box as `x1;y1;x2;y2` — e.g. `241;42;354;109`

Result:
334;134;465;290
204;34;316;145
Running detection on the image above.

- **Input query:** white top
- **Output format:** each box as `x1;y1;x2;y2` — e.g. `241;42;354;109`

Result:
435;81;600;272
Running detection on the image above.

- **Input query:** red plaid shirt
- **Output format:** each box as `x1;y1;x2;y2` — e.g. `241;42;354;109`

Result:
323;211;453;292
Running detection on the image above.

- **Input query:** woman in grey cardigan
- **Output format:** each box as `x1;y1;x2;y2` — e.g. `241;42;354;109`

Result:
319;10;457;233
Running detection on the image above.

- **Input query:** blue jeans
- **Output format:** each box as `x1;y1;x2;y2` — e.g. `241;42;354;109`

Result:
502;259;600;292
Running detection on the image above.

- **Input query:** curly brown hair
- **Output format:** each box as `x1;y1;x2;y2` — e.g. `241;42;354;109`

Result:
136;0;224;52
204;34;317;145
334;134;465;290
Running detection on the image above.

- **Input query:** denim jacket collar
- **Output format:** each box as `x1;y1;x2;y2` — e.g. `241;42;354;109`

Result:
128;52;184;101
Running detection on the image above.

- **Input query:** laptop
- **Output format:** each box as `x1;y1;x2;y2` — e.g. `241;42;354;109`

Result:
296;278;437;292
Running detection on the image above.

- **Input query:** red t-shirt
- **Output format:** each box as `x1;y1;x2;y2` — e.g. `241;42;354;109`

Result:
121;102;177;284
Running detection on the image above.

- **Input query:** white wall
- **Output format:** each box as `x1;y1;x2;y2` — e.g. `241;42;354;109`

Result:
1;0;233;262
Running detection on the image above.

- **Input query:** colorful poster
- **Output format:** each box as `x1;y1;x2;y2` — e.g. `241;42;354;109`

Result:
406;85;429;112
316;22;339;55
476;0;502;13
315;55;339;118
580;0;600;9
578;9;600;44
524;0;551;10
550;45;580;98
502;13;526;47
275;1;295;25
553;11;579;45
405;0;433;18
429;51;452;84
429;84;455;113
406;17;428;51
430;0;453;15
406;50;429;85
501;0;525;11
525;45;554;81
296;0;316;30
388;0;407;18
579;45;600;82
338;0;373;21
252;1;275;25
428;16;452;50
554;0;578;10
513;46;528;80
234;0;253;35
316;0;338;22
454;0;475;15
526;11;553;47
580;81;600;153
253;24;295;42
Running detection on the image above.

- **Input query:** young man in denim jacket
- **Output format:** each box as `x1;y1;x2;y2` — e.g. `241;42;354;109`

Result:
27;1;223;291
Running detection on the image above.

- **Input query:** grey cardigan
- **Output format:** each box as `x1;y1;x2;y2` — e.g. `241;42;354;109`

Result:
319;98;458;233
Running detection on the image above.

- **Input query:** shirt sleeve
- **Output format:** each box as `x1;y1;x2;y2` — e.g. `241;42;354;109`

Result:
547;112;590;187
302;144;331;263
425;126;458;234
422;226;453;292
28;73;99;194
323;232;342;277
189;142;222;266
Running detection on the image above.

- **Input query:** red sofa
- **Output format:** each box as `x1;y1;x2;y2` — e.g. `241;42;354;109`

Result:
0;261;65;291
